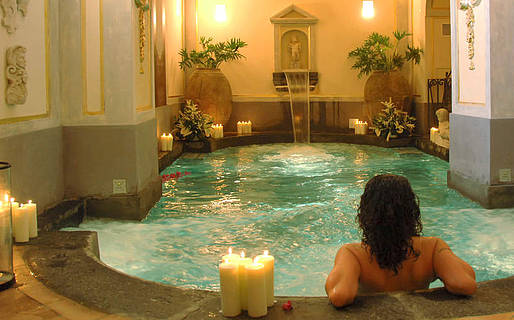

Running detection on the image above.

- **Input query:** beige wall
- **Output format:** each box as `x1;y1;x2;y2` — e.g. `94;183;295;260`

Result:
195;0;402;97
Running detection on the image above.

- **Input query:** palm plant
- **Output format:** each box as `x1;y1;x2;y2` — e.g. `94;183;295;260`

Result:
179;37;247;70
348;31;423;78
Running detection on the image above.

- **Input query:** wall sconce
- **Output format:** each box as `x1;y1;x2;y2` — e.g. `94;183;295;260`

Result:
215;4;227;22
362;0;375;19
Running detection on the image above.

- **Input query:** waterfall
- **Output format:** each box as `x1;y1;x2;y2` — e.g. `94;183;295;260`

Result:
284;71;310;143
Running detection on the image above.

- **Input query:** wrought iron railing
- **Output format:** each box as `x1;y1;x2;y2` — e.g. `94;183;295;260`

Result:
427;72;452;129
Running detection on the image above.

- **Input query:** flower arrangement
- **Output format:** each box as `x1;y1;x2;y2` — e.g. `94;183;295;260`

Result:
372;99;416;141
348;31;423;78
174;100;214;141
178;36;247;70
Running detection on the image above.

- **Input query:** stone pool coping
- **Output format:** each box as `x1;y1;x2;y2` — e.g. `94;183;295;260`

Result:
21;231;514;320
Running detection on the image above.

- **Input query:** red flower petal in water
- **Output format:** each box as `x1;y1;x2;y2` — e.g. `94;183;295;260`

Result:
282;301;293;311
176;171;181;177
170;174;176;179
185;171;191;176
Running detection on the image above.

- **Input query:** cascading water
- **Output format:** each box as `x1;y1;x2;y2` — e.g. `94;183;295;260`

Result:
285;71;310;143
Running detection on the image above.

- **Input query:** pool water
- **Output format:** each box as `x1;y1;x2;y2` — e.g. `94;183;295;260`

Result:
70;143;514;296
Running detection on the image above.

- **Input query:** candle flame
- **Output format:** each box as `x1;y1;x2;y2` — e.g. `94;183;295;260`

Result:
10;197;15;203
228;247;232;255
28;200;32;204
223;259;228;264
241;251;245;258
264;250;269;256
254;257;259;264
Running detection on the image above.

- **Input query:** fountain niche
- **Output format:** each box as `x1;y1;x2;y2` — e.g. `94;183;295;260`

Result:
270;5;318;143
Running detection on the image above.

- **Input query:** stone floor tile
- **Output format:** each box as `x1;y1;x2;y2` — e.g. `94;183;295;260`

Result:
47;297;107;320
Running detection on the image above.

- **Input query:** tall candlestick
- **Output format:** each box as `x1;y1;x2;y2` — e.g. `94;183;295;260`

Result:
256;250;275;306
25;200;37;238
219;259;241;317
245;258;267;318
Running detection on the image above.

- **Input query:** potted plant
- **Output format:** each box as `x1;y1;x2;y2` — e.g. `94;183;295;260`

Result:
372;99;416;142
348;31;422;121
179;37;247;125
174;100;214;142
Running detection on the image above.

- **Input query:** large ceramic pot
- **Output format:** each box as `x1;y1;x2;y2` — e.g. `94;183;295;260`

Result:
364;71;412;123
185;68;233;125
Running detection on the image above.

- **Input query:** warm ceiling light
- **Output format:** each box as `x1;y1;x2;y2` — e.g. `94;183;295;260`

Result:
215;4;227;22
362;0;375;19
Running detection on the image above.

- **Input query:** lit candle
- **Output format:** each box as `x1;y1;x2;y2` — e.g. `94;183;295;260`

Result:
349;118;359;129
248;121;252;134
238;251;253;311
245;258;267;318
355;121;369;135
167;133;174;151
255;250;275;306
219;124;224;138
25;200;37;238
237;122;243;135
160;133;168;151
219;259;241;317
13;203;29;243
222;247;240;263
430;127;439;143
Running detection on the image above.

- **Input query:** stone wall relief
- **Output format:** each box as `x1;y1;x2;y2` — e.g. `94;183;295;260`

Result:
0;0;29;34
459;0;481;70
5;45;27;105
135;0;150;74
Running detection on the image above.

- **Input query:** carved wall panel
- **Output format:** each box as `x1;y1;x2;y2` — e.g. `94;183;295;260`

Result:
5;45;27;105
1;0;29;34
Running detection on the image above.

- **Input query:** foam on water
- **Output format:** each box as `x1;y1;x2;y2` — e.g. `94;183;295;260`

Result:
65;143;514;296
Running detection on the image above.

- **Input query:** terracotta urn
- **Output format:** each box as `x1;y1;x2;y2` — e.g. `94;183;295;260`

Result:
364;71;412;123
185;68;233;125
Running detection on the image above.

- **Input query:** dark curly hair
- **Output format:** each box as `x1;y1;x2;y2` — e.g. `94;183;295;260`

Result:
357;174;422;274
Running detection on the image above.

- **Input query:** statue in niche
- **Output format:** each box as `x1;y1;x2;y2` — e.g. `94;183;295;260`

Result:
288;35;302;69
5;45;28;105
431;108;450;148
0;0;29;34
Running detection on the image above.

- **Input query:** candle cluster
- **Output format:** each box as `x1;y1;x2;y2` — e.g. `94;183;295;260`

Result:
349;118;359;129
354;120;369;135
430;127;439;142
237;121;252;135
219;248;274;318
212;124;224;139
1;195;38;243
160;133;173;152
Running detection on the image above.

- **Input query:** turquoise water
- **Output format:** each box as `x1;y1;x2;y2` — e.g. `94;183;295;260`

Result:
70;143;514;296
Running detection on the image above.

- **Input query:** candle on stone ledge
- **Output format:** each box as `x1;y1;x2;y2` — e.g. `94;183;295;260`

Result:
219;258;241;317
430;127;439;143
222;247;240;263
25;200;37;238
237;122;243;135
12;202;29;243
355;121;369;135
238;251;253;311
349;118;359;129
255;250;275;306
245;257;267;318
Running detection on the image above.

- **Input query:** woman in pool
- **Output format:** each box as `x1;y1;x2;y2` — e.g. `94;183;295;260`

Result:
325;174;477;307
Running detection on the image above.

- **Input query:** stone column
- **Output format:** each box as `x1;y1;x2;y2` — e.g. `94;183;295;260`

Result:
448;0;514;208
61;0;160;220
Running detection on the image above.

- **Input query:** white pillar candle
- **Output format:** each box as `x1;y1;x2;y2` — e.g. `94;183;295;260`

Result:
248;121;252;134
237;122;243;135
255;250;275;306
355;121;369;135
245;258;267;318
25;200;37;238
349;118;359;129
168;134;173;151
219;125;224;138
13;204;29;243
219;259;241;317
222;247;240;263
430;127;439;143
160;134;167;151
238;252;252;311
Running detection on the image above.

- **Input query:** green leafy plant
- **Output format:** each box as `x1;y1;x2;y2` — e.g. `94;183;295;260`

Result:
372;99;416;141
348;31;423;78
174;100;214;141
134;0;149;11
179;37;247;70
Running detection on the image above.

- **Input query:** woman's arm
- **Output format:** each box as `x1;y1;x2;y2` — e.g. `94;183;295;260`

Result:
433;238;477;295
325;245;361;307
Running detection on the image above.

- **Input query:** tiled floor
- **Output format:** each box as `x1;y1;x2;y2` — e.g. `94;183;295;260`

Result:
0;247;128;320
